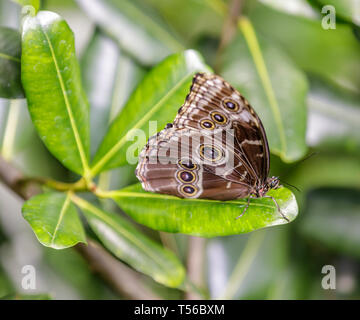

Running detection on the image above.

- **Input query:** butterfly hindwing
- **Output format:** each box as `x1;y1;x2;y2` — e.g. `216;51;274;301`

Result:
136;127;252;200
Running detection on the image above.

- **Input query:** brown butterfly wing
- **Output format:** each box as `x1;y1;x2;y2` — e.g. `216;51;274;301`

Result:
136;127;252;200
173;73;270;184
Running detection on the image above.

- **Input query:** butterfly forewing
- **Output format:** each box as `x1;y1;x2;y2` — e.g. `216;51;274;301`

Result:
174;73;270;183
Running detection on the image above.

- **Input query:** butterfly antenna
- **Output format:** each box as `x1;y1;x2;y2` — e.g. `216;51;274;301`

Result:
280;180;301;193
298;151;319;164
280;151;320;178
278;152;319;192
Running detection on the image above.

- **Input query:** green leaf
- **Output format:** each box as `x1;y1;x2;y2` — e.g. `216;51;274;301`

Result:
316;0;360;26
22;192;87;249
90;50;211;176
299;188;360;259
72;195;185;288
110;184;298;237
11;0;40;14
75;0;183;66
249;3;360;94
21;11;90;176
81;30;145;156
0;27;24;99
221;18;308;162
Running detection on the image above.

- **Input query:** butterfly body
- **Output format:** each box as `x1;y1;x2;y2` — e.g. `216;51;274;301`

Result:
136;73;285;219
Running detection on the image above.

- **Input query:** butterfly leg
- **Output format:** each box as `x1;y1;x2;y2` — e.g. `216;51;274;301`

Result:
264;195;289;222
235;195;254;220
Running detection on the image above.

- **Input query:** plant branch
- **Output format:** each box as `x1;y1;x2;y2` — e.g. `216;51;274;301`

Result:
18;176;90;192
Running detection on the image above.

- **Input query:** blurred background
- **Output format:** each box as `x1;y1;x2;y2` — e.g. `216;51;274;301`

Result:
0;0;360;299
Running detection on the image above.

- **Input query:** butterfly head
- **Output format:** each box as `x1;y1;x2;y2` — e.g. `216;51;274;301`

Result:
267;176;280;190
254;176;280;197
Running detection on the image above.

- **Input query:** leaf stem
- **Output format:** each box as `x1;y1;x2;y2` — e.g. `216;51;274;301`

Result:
19;176;89;192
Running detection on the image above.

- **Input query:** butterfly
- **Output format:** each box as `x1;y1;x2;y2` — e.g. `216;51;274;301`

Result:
135;73;288;221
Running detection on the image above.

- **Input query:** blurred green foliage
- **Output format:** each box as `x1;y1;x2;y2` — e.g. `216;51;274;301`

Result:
0;0;359;300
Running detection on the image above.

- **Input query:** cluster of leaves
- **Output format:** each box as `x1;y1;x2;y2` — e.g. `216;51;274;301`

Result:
0;0;359;299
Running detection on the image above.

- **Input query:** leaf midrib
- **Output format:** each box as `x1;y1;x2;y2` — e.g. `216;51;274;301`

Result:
51;194;71;245
111;190;278;209
90;71;194;176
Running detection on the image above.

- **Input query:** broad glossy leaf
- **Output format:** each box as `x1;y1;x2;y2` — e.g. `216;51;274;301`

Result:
22;192;87;249
317;0;360;26
306;77;360;155
111;184;298;237
250;3;360;94
299;188;360;259
0;27;23;99
73;196;185;288
91;50;211;176
21;11;90;176
81;30;144;156
221;21;308;162
76;0;183;66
